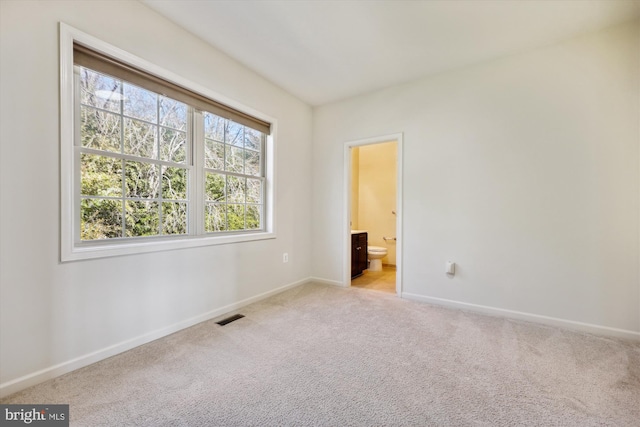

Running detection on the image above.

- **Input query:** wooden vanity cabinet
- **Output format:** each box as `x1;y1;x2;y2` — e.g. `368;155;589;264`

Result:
351;232;368;278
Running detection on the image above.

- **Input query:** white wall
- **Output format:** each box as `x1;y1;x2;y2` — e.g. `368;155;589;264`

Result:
0;0;312;394
313;21;640;336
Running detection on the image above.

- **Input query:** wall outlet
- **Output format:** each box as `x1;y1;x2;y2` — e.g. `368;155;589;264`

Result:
446;261;455;275
283;253;289;263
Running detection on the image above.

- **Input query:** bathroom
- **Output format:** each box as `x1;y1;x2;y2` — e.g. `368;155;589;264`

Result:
350;140;397;293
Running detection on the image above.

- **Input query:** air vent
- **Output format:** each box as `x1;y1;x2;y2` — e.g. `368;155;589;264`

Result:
216;314;245;326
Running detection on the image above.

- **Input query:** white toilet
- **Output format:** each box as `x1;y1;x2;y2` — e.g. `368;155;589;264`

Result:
367;246;388;272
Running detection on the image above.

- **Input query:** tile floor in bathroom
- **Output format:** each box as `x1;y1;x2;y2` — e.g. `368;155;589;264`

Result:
351;265;396;293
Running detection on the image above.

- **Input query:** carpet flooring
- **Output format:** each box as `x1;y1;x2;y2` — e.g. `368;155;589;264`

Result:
2;282;639;426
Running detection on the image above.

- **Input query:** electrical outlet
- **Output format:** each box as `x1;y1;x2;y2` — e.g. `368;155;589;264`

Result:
446;261;455;275
283;253;289;263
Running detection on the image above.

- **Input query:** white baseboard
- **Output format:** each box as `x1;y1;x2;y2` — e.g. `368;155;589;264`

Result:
402;292;640;341
308;277;345;287
0;277;310;399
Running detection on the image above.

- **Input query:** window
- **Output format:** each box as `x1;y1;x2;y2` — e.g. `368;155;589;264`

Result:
78;68;191;239
60;24;275;260
203;112;265;232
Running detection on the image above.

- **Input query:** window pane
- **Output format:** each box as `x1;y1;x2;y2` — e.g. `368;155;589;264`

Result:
246;205;261;230
160;127;186;163
125;201;159;237
226;121;244;147
246;179;261;204
205;173;225;202
124;118;157;159
225;146;244;174
81;153;122;197
244;127;262;151
162;202;187;235
80;198;122;240
226;176;245;203
162;167;187;200
125;161;159;198
80;68;122;113
123;83;157;122
227;204;245;231
81;106;121;152
245;150;260;177
204;112;225;141
205;203;226;232
159;96;186;131
204;138;224;170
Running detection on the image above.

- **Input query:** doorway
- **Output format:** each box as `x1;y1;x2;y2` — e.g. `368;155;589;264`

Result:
344;133;403;295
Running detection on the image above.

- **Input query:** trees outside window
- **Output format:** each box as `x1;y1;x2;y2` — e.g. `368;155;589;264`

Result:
77;66;265;242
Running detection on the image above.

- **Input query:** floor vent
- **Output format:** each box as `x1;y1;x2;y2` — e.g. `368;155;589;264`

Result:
216;314;245;326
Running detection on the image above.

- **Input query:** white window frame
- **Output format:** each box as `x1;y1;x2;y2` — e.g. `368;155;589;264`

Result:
60;23;276;261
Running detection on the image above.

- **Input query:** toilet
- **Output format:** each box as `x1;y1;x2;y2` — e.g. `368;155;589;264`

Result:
367;246;388;272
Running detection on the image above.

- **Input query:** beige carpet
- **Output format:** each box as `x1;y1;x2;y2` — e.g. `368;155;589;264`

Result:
2;283;639;426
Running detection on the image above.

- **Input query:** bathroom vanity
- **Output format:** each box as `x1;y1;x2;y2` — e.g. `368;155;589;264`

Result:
351;231;368;279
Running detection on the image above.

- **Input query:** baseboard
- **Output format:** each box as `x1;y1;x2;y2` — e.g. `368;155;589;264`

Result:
308;276;345;287
401;292;640;341
0;277;310;399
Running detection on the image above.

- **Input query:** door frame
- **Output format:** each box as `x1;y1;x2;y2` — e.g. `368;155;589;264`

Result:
343;133;403;295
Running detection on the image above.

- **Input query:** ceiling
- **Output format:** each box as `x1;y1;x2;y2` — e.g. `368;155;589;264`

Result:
142;0;640;106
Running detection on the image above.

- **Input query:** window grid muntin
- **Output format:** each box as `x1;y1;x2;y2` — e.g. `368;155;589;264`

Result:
77;66;190;240
79;70;188;163
202;111;265;234
75;66;267;243
78;154;191;239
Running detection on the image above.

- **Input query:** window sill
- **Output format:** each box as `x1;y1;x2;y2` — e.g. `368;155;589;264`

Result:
61;231;276;262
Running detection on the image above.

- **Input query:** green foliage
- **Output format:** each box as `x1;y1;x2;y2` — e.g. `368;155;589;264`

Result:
227;205;245;231
125;201;159;237
81;154;122;197
205;173;225;202
246;205;261;229
80;199;121;240
163;167;187;200
79;67;263;240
